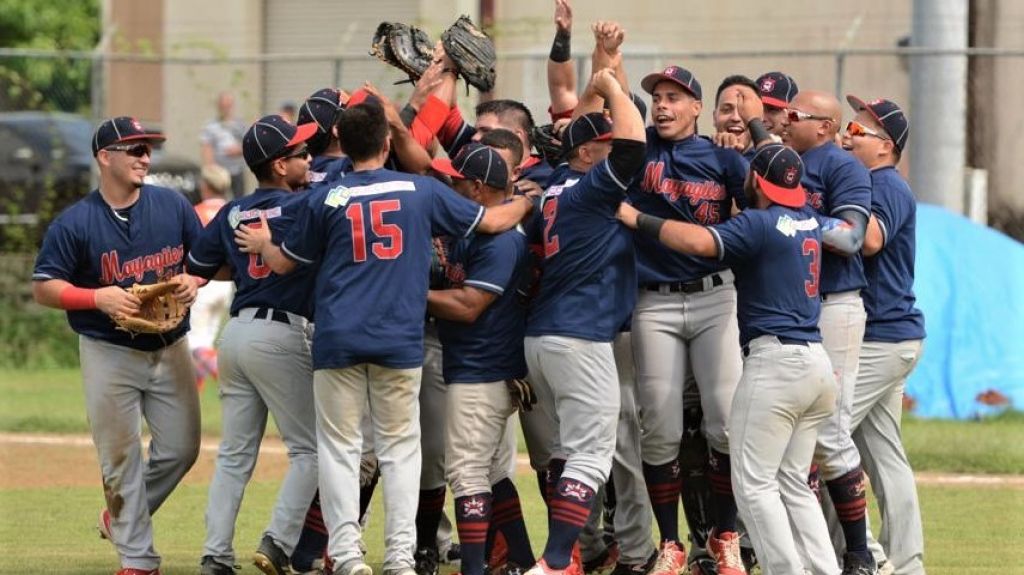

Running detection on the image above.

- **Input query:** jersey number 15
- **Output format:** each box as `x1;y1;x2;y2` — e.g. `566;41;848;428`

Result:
345;199;404;262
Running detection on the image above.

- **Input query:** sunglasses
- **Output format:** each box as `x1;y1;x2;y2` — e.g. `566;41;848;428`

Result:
846;121;890;140
104;143;152;158
786;109;832;123
279;145;309;161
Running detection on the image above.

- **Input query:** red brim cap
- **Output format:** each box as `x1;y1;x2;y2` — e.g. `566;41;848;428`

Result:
288;122;318;146
592;132;613;142
640;73;698;98
761;96;789;110
116;132;166;144
430;158;466;180
755;173;806;208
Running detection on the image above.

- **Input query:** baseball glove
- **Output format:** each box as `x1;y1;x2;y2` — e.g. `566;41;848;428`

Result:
369;22;436;82
505;378;537;412
430;237;450;290
113;281;187;335
531;124;565;165
441;15;497;92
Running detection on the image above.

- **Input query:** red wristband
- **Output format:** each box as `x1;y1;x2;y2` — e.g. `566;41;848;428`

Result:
59;286;98;310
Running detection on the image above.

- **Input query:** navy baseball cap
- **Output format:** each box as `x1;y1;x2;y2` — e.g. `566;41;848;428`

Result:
298;88;344;135
846;95;910;154
242;115;318;168
561;112;613;153
431;142;510;190
756;72;799;109
750;144;806;208
641;65;702;100
92;116;165;156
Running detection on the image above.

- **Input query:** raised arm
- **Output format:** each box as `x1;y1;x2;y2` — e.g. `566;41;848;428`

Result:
547;0;578;117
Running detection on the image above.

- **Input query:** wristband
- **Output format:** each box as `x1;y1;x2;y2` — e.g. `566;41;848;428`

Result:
636;213;667;241
549;29;571;63
748;118;772;149
59;285;98;310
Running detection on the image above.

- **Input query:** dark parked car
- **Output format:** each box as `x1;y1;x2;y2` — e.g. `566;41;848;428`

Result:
0;112;201;246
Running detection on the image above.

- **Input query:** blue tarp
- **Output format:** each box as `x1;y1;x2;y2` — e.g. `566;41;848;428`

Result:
907;204;1024;419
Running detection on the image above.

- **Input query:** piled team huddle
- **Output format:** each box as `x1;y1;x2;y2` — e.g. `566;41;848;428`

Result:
32;3;926;575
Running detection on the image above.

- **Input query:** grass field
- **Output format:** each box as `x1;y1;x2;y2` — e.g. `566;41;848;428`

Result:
1;368;1023;575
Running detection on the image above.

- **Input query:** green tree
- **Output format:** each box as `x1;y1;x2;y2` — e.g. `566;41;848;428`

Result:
0;0;100;113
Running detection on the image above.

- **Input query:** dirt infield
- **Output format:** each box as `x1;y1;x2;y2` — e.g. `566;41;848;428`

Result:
2;432;1023;490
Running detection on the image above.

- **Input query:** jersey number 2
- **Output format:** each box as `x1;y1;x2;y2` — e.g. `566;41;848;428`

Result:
802;238;820;298
345;199;404;262
542;198;560;258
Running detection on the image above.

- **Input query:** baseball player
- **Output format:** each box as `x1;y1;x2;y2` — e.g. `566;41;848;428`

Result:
32;117;202;575
781;90;876;575
521;67;645;575
189;164;233;390
235;100;534;575
187;115;321;575
629;64;749;575
841;96;926;575
427;142;536;575
299;87;353;185
617;139;850;575
756;72;799;138
712;75;763;159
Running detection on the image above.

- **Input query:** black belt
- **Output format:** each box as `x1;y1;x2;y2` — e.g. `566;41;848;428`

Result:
233;307;291;325
644;273;724;294
742;336;809;357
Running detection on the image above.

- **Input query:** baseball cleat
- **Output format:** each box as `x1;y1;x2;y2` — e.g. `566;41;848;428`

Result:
583;544;620;574
839;553;877;575
414;546;441;575
876;561;893;575
688;555;718;575
253;535;291;575
440;542;463;566
707;532;745;575
648;542;687;575
200;556;237;575
609;549;658;575
98;508;113;543
524;558;584;575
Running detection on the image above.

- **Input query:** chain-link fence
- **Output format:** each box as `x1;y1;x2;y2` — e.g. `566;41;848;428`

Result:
2;47;1024;243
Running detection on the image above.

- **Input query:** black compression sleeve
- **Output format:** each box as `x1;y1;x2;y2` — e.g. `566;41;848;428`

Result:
550;29;571;63
608;139;646;182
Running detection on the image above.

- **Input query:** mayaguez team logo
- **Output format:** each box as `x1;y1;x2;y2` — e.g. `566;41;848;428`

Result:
461;495;487;518
559;480;593;502
760;78;776;93
784;166;799;185
130;118;144;132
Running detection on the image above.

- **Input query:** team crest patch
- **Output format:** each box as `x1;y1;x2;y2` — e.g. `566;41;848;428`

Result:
784;166;799;185
775;214;819;237
228;205;282;229
228;206;242;229
324;184;352;208
558;479;594;502
130;118;144;132
461;495;487;518
760;78;775;93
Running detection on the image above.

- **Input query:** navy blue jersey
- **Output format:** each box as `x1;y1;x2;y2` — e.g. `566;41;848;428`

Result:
526;160;637;342
799;142;872;294
282;168;485;370
436;228;531;383
187;188;318;319
862;167;926;342
32;186;202;351
308;155;352;186
709;205;826;346
519;155;555;188
628;129;749;283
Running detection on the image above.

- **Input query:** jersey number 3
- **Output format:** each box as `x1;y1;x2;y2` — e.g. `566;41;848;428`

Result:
345;199;404;262
802;237;820;298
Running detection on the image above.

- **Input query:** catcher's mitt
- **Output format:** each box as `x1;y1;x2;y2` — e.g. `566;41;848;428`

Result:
369;22;436;82
441;15;497;93
531;124;565;166
113;281;187;335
